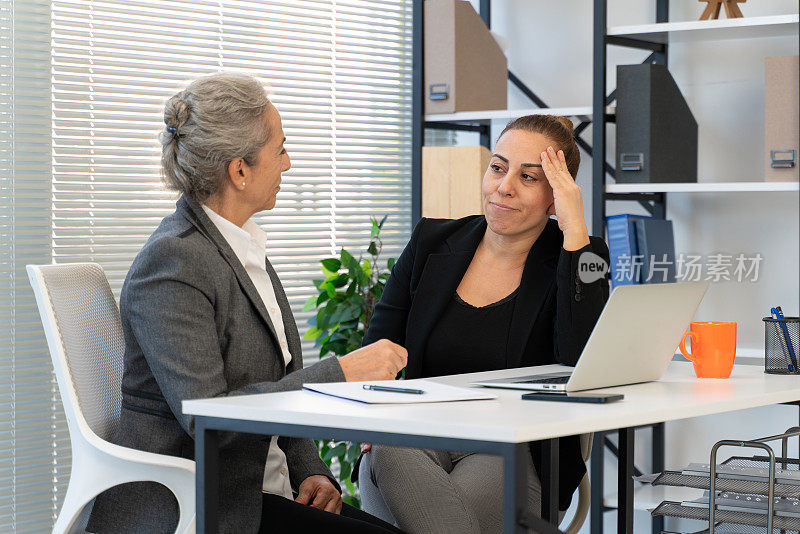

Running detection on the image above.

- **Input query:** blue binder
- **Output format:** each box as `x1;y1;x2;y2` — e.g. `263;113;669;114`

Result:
605;214;649;288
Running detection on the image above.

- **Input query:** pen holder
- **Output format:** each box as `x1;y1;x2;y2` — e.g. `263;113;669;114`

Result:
763;316;800;375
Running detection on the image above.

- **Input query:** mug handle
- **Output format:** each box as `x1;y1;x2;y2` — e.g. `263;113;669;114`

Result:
679;331;697;362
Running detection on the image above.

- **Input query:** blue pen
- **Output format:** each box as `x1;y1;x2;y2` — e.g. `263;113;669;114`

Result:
771;307;797;372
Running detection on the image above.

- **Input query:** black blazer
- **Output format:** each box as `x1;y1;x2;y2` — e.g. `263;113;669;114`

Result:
362;215;610;510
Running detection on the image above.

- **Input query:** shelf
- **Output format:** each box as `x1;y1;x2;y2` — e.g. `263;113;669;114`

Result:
425;106;615;125
607;14;799;44
605;181;799;193
604;484;701;511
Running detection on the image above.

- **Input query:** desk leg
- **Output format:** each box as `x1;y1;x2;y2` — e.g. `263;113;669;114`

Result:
196;418;220;534
590;432;605;534
617;428;634;534
502;443;528;534
541;438;560;524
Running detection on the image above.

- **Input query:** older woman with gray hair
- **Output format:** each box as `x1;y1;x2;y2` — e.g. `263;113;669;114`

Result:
86;72;407;534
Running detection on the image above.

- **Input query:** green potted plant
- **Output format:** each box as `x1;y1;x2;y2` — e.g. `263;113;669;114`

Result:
302;216;396;506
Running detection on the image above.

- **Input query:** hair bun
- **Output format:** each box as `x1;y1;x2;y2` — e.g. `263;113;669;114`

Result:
553;116;575;135
163;92;191;132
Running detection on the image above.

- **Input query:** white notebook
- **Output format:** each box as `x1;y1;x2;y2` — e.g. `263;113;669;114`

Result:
302;379;498;405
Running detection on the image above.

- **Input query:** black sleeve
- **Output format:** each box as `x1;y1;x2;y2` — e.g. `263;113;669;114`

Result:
553;236;611;365
362;218;426;347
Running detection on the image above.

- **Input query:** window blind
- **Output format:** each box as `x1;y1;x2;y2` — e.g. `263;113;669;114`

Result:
0;1;412;531
51;0;413;358
0;2;68;532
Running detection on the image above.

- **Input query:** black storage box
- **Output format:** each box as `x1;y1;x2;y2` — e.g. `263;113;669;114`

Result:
616;64;698;183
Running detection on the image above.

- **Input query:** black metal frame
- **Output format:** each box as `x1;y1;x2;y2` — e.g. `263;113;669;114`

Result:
193;415;563;534
592;0;670;236
589;4;671;529
589;423;665;534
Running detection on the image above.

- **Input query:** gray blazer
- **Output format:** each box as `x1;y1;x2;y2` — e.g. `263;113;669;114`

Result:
86;195;345;534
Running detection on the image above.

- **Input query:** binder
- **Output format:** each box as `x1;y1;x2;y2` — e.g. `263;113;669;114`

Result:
632;218;676;284
605;214;648;288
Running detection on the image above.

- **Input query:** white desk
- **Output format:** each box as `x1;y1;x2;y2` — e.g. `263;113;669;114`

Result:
183;362;800;534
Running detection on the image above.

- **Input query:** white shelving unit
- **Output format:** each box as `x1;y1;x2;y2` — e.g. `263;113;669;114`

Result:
595;8;799;531
608;14;799;44
425;106;615;124
606;181;799;193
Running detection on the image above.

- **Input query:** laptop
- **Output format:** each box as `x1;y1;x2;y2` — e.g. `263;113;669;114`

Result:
471;281;709;393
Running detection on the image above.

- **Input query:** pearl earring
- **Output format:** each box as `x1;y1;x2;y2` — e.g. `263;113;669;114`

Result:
241;182;246;187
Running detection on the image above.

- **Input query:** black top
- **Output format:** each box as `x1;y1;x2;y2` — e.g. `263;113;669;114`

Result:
362;215;611;510
422;289;518;377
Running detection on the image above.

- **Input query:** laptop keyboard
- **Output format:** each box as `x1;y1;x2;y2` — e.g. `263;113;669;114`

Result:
519;375;570;385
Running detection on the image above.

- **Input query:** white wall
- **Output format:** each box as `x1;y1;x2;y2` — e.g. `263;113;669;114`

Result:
459;0;800;531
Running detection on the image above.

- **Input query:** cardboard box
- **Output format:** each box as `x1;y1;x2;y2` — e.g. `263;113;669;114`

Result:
764;56;799;182
424;0;507;115
422;146;490;219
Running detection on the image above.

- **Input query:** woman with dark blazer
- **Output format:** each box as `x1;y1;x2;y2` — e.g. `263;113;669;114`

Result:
357;115;611;533
85;73;407;534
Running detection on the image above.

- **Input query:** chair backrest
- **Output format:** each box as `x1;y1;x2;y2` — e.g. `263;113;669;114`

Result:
27;263;125;442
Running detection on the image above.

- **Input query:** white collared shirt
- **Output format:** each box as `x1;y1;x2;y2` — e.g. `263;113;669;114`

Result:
202;204;294;500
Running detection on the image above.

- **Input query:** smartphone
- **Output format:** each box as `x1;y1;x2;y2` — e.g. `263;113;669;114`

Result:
521;392;624;404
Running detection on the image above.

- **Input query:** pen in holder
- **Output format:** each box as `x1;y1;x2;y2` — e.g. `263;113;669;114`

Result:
763;316;800;375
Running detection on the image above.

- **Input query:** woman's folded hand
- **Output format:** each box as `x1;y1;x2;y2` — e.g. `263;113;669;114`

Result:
338;339;407;381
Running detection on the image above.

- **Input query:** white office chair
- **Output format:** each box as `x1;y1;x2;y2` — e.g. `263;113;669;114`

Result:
562;433;592;534
27;263;195;534
527;433;591;534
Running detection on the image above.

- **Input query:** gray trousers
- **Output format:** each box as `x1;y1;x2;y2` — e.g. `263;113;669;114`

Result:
358;445;544;534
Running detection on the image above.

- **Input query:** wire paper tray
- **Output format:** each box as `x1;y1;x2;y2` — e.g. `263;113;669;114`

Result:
686;456;800;485
652;501;800;530
672;525;800;534
691;492;800;515
635;470;800;498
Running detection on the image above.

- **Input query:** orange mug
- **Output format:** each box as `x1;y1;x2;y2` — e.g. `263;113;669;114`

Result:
679;321;737;378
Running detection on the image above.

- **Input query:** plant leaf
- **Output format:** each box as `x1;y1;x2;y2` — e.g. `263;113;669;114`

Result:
332;273;349;288
367;241;378;256
341;305;361;323
340;249;355;267
323;442;346;461
379;215;388;228
370;285;383;299
325;284;336;299
302;326;321;340
387;257;396;270
316;308;332;330
321;258;342;272
346;443;361;463
302;295;318;311
339;460;352;480
345;281;357;296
